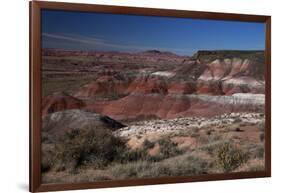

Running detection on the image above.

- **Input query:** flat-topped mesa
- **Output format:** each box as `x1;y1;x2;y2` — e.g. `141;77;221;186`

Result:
141;50;179;57
194;50;265;79
192;50;265;95
143;50;163;54
193;50;264;63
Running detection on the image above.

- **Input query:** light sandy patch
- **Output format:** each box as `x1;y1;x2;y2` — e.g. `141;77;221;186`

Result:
172;136;197;150
148;143;160;156
229;125;260;144
127;137;145;150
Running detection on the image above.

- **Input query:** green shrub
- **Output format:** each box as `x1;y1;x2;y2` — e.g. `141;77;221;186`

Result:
216;143;249;172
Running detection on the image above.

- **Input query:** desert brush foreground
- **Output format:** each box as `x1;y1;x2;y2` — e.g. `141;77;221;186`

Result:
41;49;265;183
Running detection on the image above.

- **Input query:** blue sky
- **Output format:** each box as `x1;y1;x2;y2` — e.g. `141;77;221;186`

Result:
42;9;265;56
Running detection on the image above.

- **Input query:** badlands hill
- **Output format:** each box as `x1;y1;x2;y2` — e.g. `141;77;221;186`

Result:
42;49;265;121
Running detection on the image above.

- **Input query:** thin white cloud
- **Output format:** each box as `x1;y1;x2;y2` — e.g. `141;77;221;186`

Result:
42;33;105;45
42;33;195;54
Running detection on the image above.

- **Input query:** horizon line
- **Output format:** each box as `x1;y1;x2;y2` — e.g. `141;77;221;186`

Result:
42;47;265;57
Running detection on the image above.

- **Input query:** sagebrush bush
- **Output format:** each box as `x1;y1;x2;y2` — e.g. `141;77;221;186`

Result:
248;163;265;172
110;161;151;179
200;140;225;155
41;144;56;173
216;143;249;172
143;139;155;150
41;132;53;144
253;145;264;159
156;137;183;160
259;133;265;142
258;121;265;131
119;148;150;163
148;155;210;177
110;155;210;179
55;128;127;170
41;156;52;173
115;137;182;163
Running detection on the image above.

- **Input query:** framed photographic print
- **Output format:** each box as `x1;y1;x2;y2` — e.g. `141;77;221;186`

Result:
30;1;271;192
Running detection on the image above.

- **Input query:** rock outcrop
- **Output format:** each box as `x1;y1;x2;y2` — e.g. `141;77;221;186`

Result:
42;92;85;116
197;56;265;95
74;75;130;99
114;112;264;138
42;109;126;137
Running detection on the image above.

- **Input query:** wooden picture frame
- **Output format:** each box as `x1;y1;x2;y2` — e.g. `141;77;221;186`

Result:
30;1;271;192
